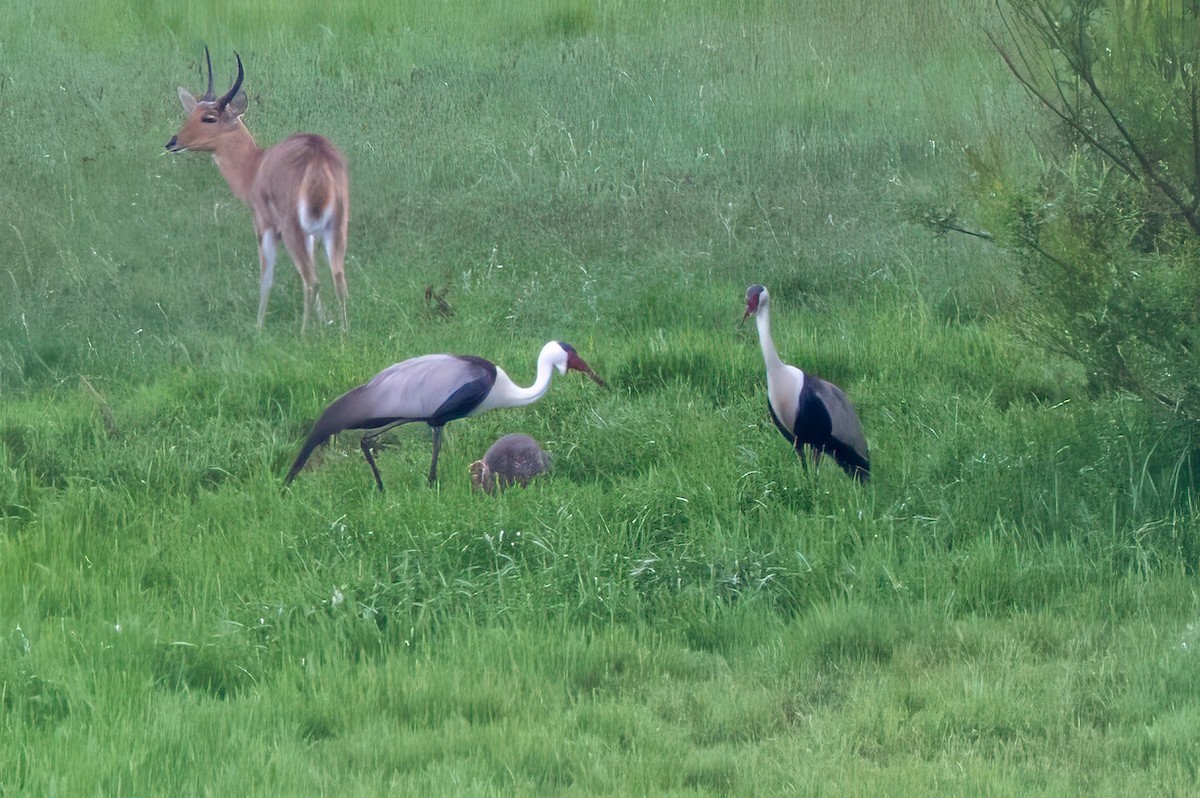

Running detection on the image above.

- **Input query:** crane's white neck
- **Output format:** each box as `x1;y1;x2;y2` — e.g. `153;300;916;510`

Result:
755;299;787;374
507;350;558;406
473;343;563;414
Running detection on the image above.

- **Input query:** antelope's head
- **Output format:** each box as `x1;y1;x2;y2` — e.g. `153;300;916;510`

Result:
166;47;248;153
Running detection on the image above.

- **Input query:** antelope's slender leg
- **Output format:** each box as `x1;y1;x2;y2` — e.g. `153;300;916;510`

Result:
257;229;278;331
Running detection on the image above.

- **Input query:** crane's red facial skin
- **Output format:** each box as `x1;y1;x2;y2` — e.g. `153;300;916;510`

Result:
566;351;607;387
742;285;764;324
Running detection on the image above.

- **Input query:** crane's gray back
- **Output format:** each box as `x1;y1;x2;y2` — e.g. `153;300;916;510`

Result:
360;354;496;420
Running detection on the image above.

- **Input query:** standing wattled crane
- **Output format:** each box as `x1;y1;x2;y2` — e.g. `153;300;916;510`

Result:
743;284;870;482
285;341;605;491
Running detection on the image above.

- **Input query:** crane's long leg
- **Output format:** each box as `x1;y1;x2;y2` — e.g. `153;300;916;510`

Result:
809;446;823;469
427;426;444;486
360;434;386;492
790;441;812;473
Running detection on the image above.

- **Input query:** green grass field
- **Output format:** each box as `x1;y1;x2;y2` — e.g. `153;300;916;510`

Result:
3;0;1199;793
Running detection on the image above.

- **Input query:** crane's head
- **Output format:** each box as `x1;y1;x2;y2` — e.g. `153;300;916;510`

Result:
742;284;768;324
549;342;606;387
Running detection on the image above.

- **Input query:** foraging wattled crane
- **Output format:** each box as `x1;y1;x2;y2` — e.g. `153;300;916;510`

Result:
285;341;604;491
469;434;552;494
166;48;350;331
743;284;870;482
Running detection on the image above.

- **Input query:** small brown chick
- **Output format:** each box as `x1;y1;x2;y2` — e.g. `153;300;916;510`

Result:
469;434;551;494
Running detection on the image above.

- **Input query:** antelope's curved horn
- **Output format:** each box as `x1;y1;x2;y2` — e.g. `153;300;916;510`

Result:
217;52;244;111
201;44;215;101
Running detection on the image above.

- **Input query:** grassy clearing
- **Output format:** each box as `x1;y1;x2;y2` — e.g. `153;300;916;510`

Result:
2;0;1200;793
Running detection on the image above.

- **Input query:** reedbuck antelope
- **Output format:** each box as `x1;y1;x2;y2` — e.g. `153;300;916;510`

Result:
166;48;350;331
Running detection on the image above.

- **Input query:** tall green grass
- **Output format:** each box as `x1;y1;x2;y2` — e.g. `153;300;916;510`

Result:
2;0;1199;794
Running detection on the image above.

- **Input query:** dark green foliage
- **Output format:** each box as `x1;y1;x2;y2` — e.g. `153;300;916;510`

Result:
969;0;1200;426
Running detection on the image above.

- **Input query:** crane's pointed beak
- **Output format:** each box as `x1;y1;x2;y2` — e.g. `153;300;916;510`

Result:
567;352;607;388
741;305;753;326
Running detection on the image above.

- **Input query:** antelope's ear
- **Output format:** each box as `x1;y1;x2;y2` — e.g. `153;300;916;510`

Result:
178;87;199;113
225;90;248;117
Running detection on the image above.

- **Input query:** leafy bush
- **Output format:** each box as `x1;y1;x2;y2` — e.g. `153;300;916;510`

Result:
964;1;1200;430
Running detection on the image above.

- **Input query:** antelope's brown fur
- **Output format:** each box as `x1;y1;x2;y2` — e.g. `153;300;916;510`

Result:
167;51;350;331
